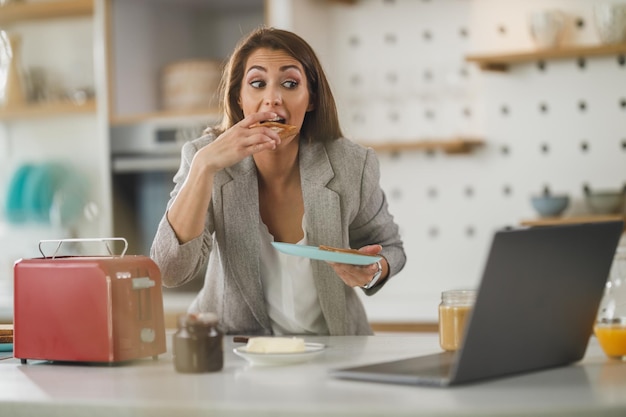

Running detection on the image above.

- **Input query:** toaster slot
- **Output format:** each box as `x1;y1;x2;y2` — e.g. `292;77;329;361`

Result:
133;276;155;321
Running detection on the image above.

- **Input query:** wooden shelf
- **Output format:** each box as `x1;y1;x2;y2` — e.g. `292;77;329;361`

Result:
110;107;220;126
0;0;93;25
0;99;97;120
521;214;625;228
360;138;484;155
465;43;626;72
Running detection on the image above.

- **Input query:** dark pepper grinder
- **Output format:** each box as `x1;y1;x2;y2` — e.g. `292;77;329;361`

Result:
173;312;223;373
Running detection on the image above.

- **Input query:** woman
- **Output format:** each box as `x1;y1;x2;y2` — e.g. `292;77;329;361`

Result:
151;27;406;336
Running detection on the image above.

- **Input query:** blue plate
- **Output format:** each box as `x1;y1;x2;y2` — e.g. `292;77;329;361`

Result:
0;343;13;352
23;163;52;222
272;242;381;265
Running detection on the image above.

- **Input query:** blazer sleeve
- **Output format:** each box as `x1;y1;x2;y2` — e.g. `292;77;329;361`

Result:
349;147;406;294
150;136;215;288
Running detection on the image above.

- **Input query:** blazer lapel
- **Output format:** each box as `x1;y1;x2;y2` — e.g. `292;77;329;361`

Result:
214;141;348;335
300;141;347;335
217;157;271;330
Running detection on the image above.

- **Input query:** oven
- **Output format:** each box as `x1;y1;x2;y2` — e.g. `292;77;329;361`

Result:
110;114;219;292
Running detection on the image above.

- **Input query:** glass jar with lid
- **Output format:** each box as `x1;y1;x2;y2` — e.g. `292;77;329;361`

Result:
595;245;626;359
173;312;223;373
438;289;477;351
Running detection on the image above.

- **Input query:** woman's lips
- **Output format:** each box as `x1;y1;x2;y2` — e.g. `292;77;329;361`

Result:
262;116;286;124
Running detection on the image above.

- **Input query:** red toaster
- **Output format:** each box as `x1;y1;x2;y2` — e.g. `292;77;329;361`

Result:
13;238;166;363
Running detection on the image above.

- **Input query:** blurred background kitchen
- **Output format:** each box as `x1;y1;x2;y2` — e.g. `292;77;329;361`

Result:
1;0;625;329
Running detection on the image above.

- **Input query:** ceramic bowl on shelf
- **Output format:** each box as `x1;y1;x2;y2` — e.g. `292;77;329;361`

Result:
528;9;567;49
531;194;570;217
585;190;624;214
593;3;626;44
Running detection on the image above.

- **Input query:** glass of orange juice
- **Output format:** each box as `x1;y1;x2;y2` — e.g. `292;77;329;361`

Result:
594;319;626;360
595;246;626;359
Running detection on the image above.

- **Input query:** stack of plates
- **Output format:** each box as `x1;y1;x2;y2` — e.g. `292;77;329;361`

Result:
0;324;12;352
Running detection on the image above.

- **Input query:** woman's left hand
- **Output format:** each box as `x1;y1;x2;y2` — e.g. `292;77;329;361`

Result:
327;244;387;288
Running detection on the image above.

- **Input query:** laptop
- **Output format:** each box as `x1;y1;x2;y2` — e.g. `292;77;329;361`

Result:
332;221;623;387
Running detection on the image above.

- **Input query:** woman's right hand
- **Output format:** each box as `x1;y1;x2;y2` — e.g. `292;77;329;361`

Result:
193;111;282;174
166;111;283;243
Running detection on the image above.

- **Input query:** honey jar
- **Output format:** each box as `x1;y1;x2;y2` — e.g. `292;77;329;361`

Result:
173;312;223;373
438;289;476;351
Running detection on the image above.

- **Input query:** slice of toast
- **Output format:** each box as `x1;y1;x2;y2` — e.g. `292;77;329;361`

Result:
255;121;300;140
318;245;366;256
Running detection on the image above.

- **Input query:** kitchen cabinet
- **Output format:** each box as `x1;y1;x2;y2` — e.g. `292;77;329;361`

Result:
0;0;97;120
465;43;626;71
107;0;266;125
0;0;112;240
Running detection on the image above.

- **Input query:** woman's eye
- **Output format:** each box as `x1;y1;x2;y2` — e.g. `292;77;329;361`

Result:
250;80;265;88
282;80;298;89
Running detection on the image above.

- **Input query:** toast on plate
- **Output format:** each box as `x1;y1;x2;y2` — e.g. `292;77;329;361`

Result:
318;245;366;256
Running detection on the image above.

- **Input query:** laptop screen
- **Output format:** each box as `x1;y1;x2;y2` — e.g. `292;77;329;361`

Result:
332;221;623;386
451;221;623;384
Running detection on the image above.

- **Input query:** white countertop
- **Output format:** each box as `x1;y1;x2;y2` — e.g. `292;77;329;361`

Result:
1;334;625;417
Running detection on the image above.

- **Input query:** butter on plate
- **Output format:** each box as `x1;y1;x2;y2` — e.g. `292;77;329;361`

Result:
246;337;306;353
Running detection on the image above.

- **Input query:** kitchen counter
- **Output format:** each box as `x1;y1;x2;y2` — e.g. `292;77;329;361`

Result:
0;334;625;417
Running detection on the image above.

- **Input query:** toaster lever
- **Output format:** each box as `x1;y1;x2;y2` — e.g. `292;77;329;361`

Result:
132;277;156;289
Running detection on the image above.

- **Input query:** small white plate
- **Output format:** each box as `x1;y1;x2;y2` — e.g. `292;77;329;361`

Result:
233;342;326;366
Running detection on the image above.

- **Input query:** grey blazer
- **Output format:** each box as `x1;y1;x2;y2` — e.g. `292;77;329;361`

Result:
151;134;406;335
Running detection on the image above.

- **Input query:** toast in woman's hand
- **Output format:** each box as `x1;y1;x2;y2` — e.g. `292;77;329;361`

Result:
253;121;300;140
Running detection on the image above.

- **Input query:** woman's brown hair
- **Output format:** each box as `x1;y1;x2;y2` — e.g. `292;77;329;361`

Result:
216;26;342;142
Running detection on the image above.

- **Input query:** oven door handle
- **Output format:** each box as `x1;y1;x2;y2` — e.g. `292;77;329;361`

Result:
112;155;181;173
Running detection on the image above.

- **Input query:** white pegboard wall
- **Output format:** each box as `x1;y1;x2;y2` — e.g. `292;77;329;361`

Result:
306;0;626;322
329;0;481;142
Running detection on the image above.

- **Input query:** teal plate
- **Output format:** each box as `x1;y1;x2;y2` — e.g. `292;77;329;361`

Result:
5;164;34;223
272;242;381;265
0;343;13;352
